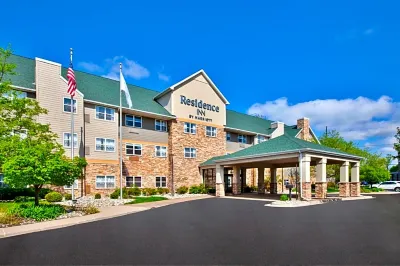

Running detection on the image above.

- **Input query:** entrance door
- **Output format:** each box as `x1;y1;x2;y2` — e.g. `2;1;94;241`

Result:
224;168;233;193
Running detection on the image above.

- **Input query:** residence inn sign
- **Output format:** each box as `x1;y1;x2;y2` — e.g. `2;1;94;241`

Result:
180;95;220;122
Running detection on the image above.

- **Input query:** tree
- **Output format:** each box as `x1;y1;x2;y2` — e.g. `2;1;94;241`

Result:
394;127;400;169
360;165;390;187
385;154;393;171
390;165;398;173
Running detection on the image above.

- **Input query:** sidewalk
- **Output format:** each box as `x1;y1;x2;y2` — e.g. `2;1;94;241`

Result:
0;195;212;238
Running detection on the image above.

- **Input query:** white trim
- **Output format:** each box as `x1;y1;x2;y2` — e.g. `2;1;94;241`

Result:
84;99;176;119
309;127;320;144
95;175;116;189
64;180;78;190
238;134;247;144
183;122;197;134
10;85;35;92
35;57;62;67
60;76;84;97
184;147;197;158
63;97;78;114
125;114;143;128
125;143;143;156
63;132;78;149
95;105;116;122
155;119;168;132
154;69;230;104
225;127;265;136
155;176;167;188
126;176;142;188
95;137;116;152
205;126;217;138
154;145;168;158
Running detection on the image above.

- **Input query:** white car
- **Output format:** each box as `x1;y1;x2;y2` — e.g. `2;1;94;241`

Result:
372;181;400;192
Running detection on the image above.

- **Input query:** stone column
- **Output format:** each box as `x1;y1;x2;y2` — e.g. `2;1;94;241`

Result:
339;161;350;197
301;156;312;200
258;167;265;194
315;158;327;199
350;162;360;197
232;165;241;195
215;164;225;197
270;167;277;194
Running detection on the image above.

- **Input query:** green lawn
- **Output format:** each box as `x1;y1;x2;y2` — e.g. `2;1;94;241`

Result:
0;202;16;213
125;196;168;204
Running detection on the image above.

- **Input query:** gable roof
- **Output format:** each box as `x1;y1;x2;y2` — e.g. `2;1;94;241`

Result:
3;55;35;90
201;134;361;166
154;69;230;104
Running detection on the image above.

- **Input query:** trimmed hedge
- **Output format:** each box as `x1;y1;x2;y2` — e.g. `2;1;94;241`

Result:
156;187;170;195
94;193;101;199
45;192;63;202
189;184;207;194
64;193;72;200
176;186;189;194
0;188;35;201
142;188;157;196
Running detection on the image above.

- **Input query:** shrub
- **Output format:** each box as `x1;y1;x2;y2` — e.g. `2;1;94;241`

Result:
361;187;371;193
207;187;216;194
38;188;54;199
64;193;72;200
0;188;35;201
14;196;35;203
128;187;141;196
250;186;258;192
0;213;23;226
110;187;142;199
142;188;157;196
176;186;189;194
45;192;63;202
7;202;65;221
94;193;101;199
83;205;100;215
327;182;336;189
243;186;252;193
156;187;169;195
280;194;289;201
189;184;207;194
110;190;120;199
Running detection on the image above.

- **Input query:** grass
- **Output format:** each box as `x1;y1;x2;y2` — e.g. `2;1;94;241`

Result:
0;202;16;213
327;187;339;193
125;196;168;204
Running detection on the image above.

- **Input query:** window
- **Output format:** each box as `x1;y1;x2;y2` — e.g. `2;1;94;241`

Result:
156;177;167;187
0;174;6;188
95;138;115;152
96;106;115;121
206;126;217;137
125;115;142;128
184;147;196;158
226;132;231;141
126;143;142;156
155;120;167;132
257;135;267;143
238;134;247;144
155;146;167;157
64;180;78;189
63;98;77;113
126;176;142;187
184;122;196;134
11;129;27;139
63;133;78;148
96;176;115;189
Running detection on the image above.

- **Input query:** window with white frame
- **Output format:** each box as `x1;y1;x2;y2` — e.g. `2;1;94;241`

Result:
63;98;77;113
96;176;115;189
126;143;142;156
226;132;231;141
184;147;196;158
238;134;247;144
0;174;6;188
155;146;167;157
257;135;267;143
156;176;167;187
126;176;142;187
184;122;196;134
125;115;142;128
11;129;27;139
63;133;78;148
96;106;115;121
95;138;115;152
155;120;167;132
64;180;78;189
206;126;217;137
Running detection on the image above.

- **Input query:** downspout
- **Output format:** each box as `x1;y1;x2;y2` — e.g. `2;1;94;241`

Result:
298;151;304;200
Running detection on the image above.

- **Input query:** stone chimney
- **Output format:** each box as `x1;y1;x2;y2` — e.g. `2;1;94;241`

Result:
271;121;285;138
297;117;310;141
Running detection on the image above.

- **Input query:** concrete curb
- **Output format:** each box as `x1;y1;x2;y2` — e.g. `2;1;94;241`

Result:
222;196;278;202
0;195;212;239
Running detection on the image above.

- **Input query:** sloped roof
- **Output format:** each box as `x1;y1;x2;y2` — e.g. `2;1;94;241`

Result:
200;134;361;166
3;55;35;89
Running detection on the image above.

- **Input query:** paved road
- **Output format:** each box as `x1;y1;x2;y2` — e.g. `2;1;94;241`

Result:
1;195;400;265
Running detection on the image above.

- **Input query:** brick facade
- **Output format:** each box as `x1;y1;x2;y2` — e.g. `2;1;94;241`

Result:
350;182;360;197
85;162;121;196
339;182;350;197
315;182;327;199
301;182;312;200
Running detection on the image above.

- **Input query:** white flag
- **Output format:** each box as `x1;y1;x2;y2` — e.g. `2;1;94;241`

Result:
120;70;133;108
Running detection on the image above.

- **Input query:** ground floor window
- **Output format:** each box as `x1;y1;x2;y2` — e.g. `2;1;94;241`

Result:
156;177;167;187
203;169;216;189
96;176;115;189
126;176;142;187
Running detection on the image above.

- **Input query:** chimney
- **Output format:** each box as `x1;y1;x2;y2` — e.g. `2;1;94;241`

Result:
297;117;310;141
271;121;285;138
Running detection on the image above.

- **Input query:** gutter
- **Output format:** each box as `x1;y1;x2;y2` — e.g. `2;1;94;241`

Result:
225;126;271;137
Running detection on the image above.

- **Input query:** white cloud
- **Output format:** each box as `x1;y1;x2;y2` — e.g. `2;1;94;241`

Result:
103;56;150;80
247;96;400;155
78;62;103;72
158;73;170;82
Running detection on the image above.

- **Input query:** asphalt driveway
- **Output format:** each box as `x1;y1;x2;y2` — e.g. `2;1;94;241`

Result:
1;195;400;265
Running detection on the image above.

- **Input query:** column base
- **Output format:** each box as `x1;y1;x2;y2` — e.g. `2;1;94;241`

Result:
350;182;360;197
339;182;350;197
216;183;225;197
301;182;312;200
315;182;327;199
233;183;241;195
270;182;277;194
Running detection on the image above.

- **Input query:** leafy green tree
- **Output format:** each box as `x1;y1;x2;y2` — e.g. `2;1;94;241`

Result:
390;165;398;173
385;154;393;171
360;165;390;187
394;127;400;170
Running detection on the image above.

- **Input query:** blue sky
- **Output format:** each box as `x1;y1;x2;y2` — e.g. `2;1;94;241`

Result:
1;0;399;164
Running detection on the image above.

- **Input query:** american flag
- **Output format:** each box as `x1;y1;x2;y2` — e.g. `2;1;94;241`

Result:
67;63;77;97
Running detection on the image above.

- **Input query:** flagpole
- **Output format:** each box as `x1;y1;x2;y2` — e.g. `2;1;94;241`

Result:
119;63;123;200
70;48;75;202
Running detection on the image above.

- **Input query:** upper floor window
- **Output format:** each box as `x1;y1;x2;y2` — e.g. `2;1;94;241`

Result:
126;143;142;156
155;146;167;157
96;106;115;121
257;135;267;143
11;129;27;139
184;122;196;134
125;115;142;128
184;147;196;158
238;134;247;144
206;126;217;137
64;98;77;113
155;120;167;132
95;138;115;152
63;133;78;148
226;132;231;141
